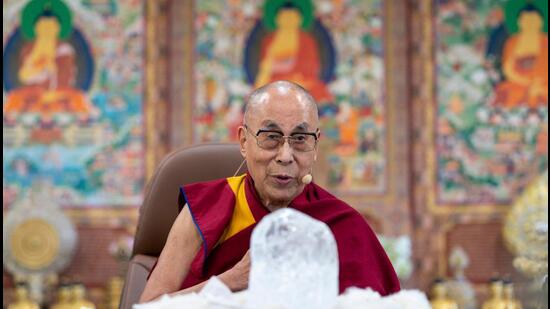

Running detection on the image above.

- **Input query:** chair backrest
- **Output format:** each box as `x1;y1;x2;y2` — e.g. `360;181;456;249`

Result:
132;143;246;257
121;143;246;308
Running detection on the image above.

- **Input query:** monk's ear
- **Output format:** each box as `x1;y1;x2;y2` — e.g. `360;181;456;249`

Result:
238;126;247;157
313;131;320;161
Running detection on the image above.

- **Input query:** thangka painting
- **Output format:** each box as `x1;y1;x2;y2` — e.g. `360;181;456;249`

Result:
3;0;144;207
435;0;548;204
194;0;386;193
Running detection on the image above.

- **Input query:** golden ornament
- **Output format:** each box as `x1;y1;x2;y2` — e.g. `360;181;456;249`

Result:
503;171;548;278
10;219;60;270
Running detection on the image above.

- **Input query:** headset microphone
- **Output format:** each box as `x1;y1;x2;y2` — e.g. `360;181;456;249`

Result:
301;174;312;185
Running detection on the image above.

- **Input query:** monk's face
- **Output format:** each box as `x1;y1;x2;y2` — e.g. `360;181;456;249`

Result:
518;11;543;32
239;85;319;208
276;8;302;30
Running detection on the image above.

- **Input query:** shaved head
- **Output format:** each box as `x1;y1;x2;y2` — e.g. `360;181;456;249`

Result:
244;81;318;125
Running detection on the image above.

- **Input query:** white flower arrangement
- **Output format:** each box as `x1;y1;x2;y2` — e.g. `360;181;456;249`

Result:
378;235;414;281
134;277;430;309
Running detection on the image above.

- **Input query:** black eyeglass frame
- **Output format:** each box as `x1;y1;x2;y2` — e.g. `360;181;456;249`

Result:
243;124;320;152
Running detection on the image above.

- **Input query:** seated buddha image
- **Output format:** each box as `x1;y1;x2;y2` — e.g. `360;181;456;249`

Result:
3;1;95;124
492;4;548;109
254;0;334;103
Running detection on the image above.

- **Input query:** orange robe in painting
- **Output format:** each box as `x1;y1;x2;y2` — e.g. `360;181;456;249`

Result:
4;41;91;117
259;31;334;103
493;35;548;109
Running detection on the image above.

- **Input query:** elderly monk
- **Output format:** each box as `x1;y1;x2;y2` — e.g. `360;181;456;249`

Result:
139;81;400;303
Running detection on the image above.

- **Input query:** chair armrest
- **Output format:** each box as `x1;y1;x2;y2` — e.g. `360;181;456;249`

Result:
119;254;158;309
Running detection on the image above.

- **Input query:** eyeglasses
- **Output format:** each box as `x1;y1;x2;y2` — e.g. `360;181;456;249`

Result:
244;125;319;152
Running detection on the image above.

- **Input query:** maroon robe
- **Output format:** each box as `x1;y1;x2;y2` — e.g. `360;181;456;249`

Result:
177;174;400;295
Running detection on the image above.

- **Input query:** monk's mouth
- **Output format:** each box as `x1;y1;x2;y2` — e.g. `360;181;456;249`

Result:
272;175;294;185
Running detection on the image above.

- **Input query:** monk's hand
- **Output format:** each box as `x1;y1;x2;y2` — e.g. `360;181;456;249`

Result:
220;250;251;292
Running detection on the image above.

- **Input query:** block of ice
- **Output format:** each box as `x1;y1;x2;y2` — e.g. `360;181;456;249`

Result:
248;208;339;309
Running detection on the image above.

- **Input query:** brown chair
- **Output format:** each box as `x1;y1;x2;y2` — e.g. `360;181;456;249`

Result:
119;143;246;309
